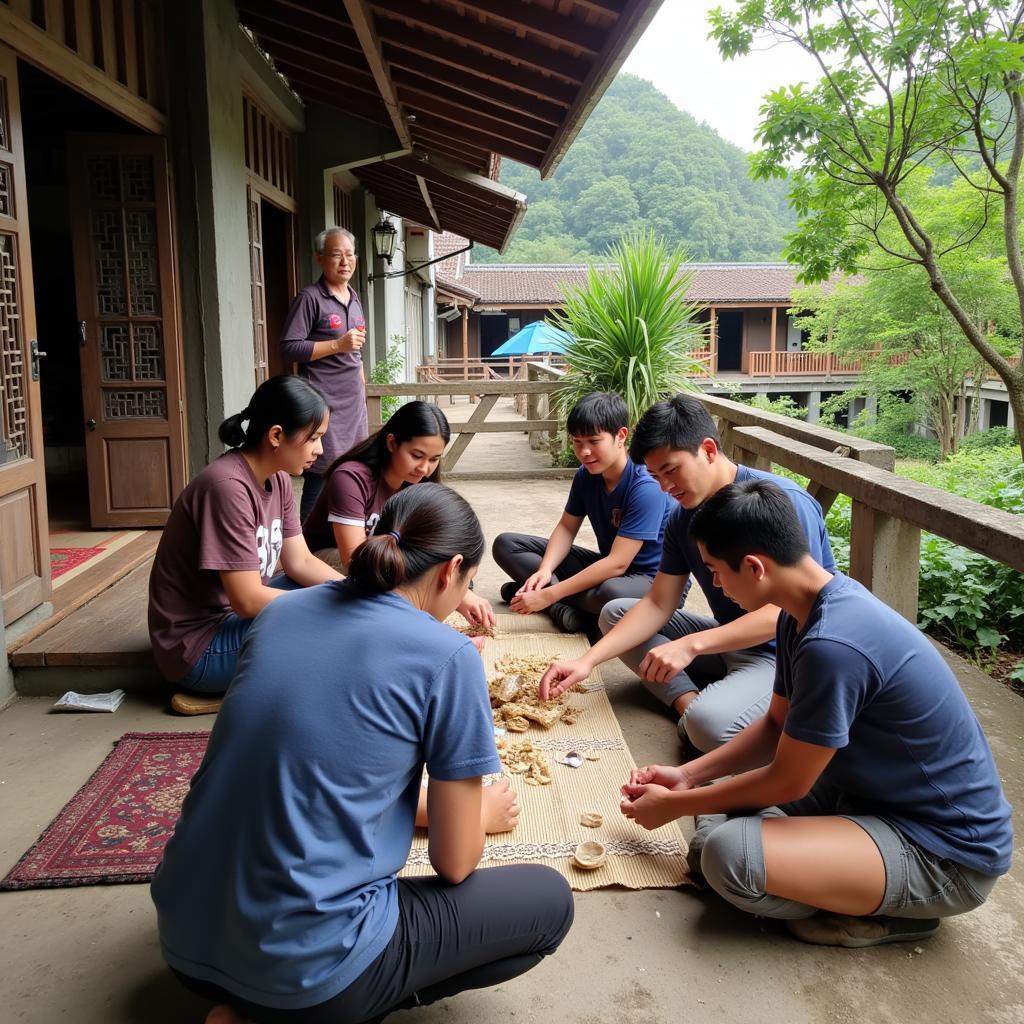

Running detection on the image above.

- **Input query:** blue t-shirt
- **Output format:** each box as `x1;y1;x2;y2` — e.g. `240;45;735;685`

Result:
150;584;501;1010
776;573;1013;876
660;465;835;652
563;459;673;576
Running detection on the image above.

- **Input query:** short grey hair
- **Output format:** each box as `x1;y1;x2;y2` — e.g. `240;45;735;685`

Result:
314;226;356;255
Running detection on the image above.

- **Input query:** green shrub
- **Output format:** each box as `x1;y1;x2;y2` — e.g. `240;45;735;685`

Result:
369;337;406;420
729;393;808;419
960;427;1018;452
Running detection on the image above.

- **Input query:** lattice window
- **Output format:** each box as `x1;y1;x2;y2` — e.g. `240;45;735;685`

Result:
334;184;353;233
133;324;164;380
0;234;28;461
100;323;131;380
89;155;121;201
126;209;159;316
0;163;11;219
92;209;127;315
242;94;296;204
103;388;166;419
123;155;155;202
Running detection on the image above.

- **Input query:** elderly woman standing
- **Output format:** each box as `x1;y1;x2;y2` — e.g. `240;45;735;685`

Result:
281;226;369;521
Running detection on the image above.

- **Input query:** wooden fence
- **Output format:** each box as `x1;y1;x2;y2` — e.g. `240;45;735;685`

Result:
508;367;1024;623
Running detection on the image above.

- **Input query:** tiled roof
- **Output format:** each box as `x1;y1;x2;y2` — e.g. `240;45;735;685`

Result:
433;233;810;306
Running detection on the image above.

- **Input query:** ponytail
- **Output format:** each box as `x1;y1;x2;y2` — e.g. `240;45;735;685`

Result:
218;375;329;450
347;483;483;595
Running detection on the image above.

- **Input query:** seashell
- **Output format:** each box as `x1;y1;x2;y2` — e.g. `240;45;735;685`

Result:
536;774;551;785
524;777;540;786
579;812;602;828
572;840;607;870
558;751;583;768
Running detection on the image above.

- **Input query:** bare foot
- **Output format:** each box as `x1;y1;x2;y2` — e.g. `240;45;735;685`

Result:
482;778;520;834
206;1006;246;1024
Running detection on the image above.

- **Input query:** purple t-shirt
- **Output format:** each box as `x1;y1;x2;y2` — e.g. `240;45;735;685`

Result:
302;461;397;552
280;277;368;473
147;450;301;681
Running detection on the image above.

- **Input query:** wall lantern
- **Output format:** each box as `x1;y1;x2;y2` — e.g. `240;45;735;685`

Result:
371;212;398;266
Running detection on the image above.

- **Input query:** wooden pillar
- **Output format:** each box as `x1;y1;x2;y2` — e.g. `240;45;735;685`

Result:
769;306;778;378
709;305;717;375
849;501;920;622
461;306;469;378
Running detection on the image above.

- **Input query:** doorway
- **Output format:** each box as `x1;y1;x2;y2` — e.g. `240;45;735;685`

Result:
716;310;743;372
247;190;295;384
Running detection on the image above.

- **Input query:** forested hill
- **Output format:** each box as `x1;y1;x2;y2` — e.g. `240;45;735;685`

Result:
473;74;795;264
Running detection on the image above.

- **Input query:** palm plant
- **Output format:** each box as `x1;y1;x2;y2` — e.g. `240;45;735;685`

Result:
549;228;707;426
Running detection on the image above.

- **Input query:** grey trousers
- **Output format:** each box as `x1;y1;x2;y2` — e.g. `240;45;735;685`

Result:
691;780;999;921
491;532;656;617
599;599;775;751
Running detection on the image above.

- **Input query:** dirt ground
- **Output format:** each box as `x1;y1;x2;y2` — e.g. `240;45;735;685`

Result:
1;473;1022;1024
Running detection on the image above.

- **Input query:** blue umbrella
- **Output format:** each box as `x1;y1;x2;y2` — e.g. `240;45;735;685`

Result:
490;320;573;357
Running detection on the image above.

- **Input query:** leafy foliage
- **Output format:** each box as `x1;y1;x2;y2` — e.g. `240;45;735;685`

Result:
550;230;708;427
474;75;795;264
730;392;808;420
710;0;1024;456
368;338;406;420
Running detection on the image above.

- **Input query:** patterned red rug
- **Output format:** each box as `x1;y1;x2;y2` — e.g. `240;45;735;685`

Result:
49;546;107;580
0;732;209;891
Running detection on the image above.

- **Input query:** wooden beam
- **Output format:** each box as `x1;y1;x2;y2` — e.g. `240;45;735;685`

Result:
434;0;605;57
770;305;777;377
237;13;366;66
343;0;413;150
272;58;382;104
393;67;556;139
416;177;442;231
411;121;544;168
0;5;165;132
375;0;590;85
388;54;566;124
568;0;625;17
284;79;392;128
380;23;578;106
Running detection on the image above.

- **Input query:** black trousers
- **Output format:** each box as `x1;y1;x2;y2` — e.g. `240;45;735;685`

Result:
173;864;574;1024
492;531;657;616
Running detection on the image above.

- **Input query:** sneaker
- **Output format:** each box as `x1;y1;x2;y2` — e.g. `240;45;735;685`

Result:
500;580;520;604
548;601;587;634
786;913;941;948
171;691;223;716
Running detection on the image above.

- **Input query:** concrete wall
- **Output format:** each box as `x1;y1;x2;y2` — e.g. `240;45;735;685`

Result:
166;0;254;471
0;584;14;706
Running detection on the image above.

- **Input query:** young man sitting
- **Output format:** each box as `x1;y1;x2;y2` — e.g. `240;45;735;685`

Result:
493;392;673;635
617;478;1012;947
539;394;834;752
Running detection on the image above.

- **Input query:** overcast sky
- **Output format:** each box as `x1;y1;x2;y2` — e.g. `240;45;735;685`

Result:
622;0;822;152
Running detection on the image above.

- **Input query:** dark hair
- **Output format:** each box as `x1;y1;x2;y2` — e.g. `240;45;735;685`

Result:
629;394;721;463
218;375;328;450
566;392;629;437
347;483;485;595
323;401;450;481
687;479;809;571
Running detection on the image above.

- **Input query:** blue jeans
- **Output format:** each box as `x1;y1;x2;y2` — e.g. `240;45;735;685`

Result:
179;576;300;695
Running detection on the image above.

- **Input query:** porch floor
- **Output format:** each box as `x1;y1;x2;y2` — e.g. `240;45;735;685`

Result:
2;467;1022;1024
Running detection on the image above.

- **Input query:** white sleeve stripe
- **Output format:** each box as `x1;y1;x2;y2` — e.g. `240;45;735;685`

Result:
327;514;366;527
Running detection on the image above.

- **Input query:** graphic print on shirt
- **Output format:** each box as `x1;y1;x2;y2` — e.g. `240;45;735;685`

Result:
320;313;345;332
611;506;622;528
366;511;381;536
256;519;284;579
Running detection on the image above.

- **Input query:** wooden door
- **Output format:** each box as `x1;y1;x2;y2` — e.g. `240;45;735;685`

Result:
0;45;50;624
67;134;186;527
247;186;269;386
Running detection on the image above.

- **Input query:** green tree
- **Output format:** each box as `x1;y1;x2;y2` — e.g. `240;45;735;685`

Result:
551;229;707;426
575;176;641;252
711;0;1024;457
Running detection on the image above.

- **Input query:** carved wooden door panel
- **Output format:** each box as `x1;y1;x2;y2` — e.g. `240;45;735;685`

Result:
0;45;50;624
67;134;186;527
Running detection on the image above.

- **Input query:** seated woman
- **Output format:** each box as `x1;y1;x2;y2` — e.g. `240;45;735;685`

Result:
151;483;574;1024
148;375;342;711
302;400;495;631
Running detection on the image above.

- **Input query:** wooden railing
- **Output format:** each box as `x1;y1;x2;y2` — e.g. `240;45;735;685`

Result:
748;351;863;377
704;394;1024;622
365;378;568;478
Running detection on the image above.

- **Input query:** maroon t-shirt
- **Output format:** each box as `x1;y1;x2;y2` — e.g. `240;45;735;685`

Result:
147;451;301;682
302;460;397;552
280;276;368;474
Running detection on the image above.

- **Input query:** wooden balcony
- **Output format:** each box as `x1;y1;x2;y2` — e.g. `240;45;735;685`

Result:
747;351;862;377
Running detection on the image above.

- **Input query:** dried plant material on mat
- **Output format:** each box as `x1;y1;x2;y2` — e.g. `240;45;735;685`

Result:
402;633;689;891
443;613;497;639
